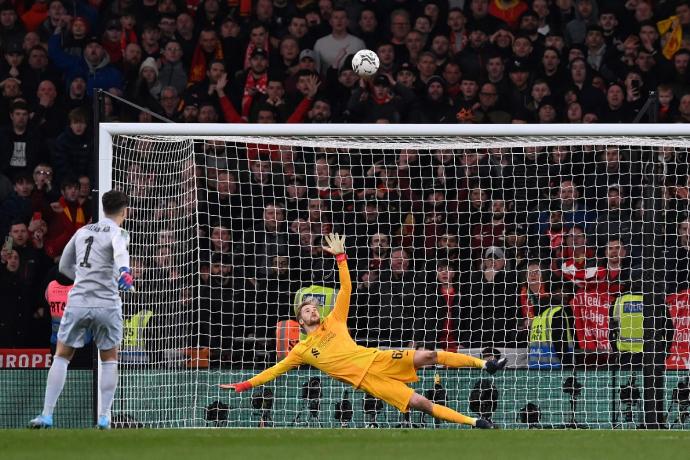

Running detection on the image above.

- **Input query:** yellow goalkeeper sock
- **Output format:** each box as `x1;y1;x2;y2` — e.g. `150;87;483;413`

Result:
431;404;476;426
436;351;485;369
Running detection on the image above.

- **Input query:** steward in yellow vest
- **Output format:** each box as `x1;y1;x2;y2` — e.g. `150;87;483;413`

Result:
121;309;153;363
529;305;574;369
293;285;338;340
611;294;644;353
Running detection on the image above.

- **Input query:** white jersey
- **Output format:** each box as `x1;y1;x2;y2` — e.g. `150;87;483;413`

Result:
313;33;366;74
58;217;130;308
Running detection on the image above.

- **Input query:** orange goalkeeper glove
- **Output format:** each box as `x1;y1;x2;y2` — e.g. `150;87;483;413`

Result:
219;381;252;393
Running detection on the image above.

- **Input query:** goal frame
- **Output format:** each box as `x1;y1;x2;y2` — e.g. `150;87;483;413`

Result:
98;123;690;428
98;123;690;204
98;122;690;222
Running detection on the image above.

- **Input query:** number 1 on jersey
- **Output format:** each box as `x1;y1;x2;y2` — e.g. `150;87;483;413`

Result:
80;236;94;268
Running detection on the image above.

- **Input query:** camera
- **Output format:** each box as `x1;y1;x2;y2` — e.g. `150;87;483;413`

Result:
425;375;447;407
619;376;641;424
302;376;322;416
251;387;274;427
251;387;274;411
468;379;498;421
562;376;583;398
562;376;586;428
334;390;354;427
205;400;229;427
672;377;690;425
292;377;323;426
363;394;384;428
517;402;542;428
423;374;447;427
630;79;641;98
301;376;322;399
619;376;641;405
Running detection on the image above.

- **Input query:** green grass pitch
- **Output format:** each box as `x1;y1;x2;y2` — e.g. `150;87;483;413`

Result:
2;429;690;460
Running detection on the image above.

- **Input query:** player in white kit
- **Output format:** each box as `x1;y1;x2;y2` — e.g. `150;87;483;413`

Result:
29;190;134;429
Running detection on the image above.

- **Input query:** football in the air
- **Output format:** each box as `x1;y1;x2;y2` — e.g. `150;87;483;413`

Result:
352;49;380;76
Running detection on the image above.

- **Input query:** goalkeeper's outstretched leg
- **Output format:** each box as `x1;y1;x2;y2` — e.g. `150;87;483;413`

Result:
413;350;507;375
407;392;495;429
407;351;505;429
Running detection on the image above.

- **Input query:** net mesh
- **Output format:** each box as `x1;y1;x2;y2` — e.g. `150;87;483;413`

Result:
0;369;93;428
108;133;690;429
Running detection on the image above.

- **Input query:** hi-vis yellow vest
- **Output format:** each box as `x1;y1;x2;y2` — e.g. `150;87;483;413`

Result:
528;306;573;368
123;309;153;349
293;285;338;340
613;294;644;353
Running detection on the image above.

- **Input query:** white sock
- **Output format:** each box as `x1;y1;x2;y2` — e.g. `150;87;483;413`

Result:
99;361;118;419
42;356;70;417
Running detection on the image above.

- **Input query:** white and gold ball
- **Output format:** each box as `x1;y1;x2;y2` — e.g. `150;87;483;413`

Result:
351;49;380;77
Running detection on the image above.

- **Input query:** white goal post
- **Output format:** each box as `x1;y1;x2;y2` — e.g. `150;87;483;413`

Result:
99;123;690;429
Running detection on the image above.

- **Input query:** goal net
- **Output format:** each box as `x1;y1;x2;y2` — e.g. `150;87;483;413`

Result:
102;124;690;429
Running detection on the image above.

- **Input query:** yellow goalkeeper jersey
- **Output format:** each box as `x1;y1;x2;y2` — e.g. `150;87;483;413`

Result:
247;259;379;389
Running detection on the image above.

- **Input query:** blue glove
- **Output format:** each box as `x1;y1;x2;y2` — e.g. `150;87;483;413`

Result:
118;267;134;291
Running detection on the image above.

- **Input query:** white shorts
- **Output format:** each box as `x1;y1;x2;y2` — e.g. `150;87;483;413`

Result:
58;306;123;351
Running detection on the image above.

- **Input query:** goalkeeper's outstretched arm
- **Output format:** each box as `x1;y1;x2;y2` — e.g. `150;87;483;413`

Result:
322;234;351;323
220;352;303;392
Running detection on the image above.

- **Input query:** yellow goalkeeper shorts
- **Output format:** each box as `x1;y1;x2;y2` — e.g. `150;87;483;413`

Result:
358;349;418;413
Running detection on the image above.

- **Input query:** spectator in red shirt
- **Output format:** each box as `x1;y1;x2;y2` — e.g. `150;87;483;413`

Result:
44;177;89;259
559;224;598;290
597;237;641;294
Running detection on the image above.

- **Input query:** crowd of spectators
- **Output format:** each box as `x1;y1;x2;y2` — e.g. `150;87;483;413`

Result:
186;143;684;365
2;0;690;364
4;0;690;129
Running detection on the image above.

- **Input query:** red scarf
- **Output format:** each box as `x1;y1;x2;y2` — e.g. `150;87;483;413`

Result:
450;31;466;53
186;0;201;13
489;0;528;30
372;91;393;105
119;28;138;57
59;197;85;226
227;0;252;16
447;83;462;98
102;38;122;64
188;43;224;86
547;229;564;249
243;38;270;69
242;72;268;117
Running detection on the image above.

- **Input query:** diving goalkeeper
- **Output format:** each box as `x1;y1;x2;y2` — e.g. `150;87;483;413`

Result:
221;234;505;428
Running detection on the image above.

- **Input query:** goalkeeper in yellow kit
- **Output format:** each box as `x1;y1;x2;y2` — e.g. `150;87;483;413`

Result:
221;234;505;428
